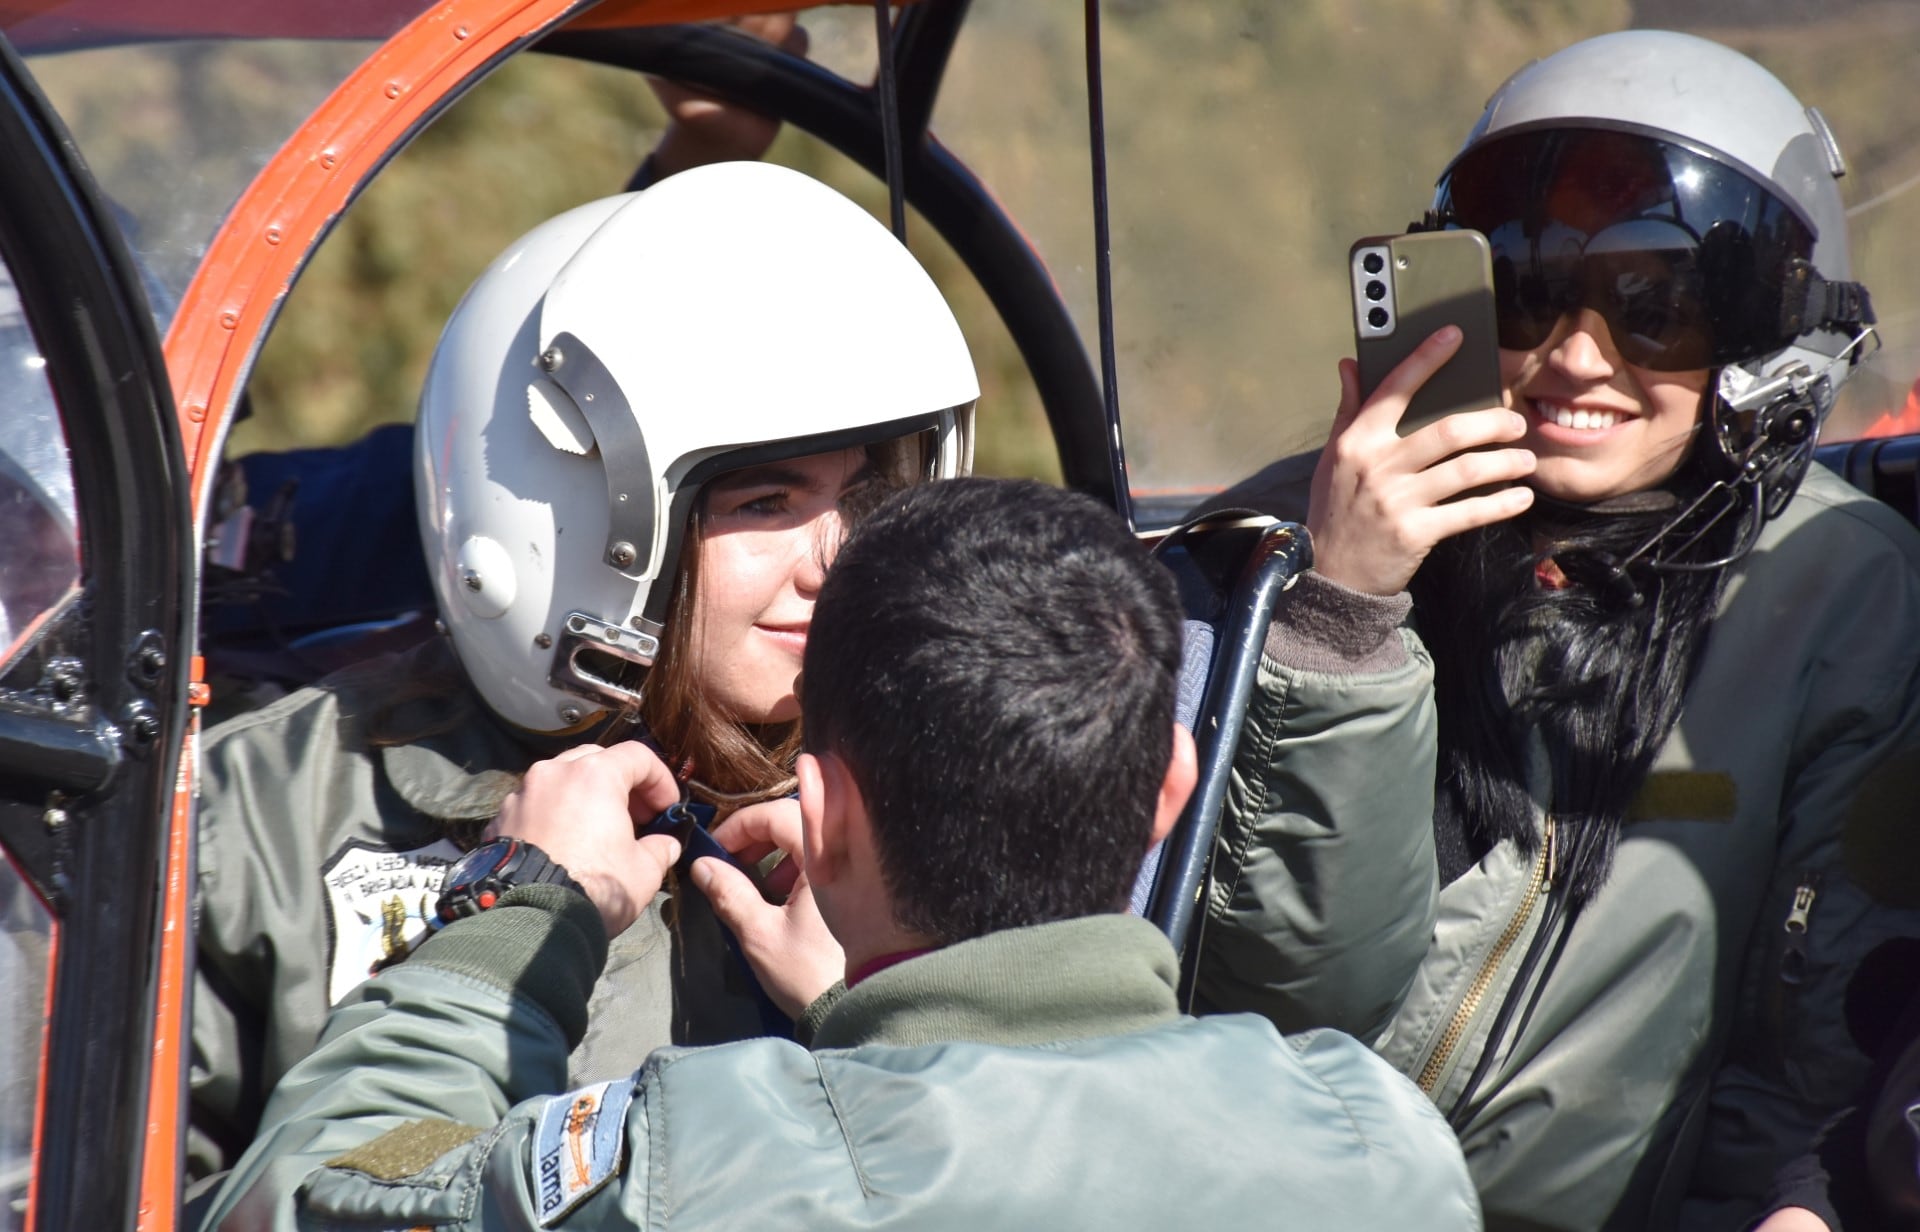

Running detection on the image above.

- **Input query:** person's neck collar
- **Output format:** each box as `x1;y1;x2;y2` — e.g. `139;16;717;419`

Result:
812;915;1181;1051
844;946;937;987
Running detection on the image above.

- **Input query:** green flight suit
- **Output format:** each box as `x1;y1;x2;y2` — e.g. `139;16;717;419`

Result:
1198;459;1920;1229
189;640;771;1186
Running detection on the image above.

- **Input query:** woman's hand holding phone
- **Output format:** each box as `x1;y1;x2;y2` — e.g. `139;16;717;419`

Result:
1308;326;1537;596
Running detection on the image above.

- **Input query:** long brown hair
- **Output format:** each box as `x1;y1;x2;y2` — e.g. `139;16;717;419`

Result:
629;508;803;807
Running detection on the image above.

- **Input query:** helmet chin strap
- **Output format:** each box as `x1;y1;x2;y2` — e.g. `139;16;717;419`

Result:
1576;326;1878;604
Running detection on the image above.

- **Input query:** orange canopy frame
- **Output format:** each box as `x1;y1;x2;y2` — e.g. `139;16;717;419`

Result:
0;0;904;48
133;4;907;1229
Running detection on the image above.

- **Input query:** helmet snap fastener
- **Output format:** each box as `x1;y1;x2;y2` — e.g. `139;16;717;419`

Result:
454;536;517;619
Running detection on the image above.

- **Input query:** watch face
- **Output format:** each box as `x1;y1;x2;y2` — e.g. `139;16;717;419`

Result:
449;839;516;890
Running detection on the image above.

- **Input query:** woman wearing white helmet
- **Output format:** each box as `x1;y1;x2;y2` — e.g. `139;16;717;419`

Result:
186;162;976;1195
1198;31;1920;1230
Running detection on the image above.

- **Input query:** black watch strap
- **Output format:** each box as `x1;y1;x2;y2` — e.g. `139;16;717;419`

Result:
434;836;584;928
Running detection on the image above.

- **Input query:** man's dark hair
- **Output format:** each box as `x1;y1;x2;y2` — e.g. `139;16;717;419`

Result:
801;478;1182;945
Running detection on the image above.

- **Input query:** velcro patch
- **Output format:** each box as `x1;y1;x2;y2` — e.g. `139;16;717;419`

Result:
1626;770;1737;824
1842;751;1920;908
531;1079;634;1226
327;1118;483;1181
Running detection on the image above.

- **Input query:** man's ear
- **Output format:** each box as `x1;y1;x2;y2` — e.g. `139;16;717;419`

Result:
1148;724;1198;847
797;751;866;888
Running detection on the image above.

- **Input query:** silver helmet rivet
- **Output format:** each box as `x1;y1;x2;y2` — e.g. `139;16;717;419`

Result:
539;346;562;372
534;633;553;649
609;541;637;568
558;705;583;725
462;569;483;592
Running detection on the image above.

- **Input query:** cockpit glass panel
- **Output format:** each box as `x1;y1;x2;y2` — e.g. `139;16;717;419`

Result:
17;36;389;334
0;258;79;676
0;854;52;1232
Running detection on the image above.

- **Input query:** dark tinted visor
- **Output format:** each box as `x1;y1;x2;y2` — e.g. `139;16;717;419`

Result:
1434;128;1817;371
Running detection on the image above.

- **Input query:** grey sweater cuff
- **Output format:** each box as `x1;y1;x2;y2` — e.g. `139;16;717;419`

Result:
795;981;850;1046
1264;570;1413;673
411;882;607;1049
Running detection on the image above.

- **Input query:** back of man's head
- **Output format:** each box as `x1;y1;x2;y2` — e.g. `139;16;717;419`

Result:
802;477;1182;945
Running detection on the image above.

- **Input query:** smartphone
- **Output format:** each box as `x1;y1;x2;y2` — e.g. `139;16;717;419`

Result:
1350;230;1504;437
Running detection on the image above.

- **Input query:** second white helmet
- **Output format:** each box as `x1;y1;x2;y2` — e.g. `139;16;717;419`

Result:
416;163;978;734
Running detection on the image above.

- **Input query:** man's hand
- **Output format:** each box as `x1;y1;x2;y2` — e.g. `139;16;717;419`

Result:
646;13;808;177
694;797;843;1018
487;743;683;938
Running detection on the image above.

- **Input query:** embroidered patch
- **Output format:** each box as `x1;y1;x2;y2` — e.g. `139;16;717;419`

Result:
321;837;463;1003
531;1079;634;1226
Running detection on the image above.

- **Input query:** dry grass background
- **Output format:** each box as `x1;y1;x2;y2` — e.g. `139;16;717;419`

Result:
32;0;1920;494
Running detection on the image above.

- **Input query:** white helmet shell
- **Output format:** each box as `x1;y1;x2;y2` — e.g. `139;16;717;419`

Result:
417;164;978;734
1468;31;1848;279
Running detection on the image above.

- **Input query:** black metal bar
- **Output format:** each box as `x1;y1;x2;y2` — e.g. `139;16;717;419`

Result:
872;0;906;241
891;0;971;146
1147;523;1313;970
0;29;192;1232
1082;0;1134;530
537;24;1115;507
0;706;118;796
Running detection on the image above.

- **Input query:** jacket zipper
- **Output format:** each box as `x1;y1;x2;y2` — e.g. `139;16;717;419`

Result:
1417;816;1554;1097
1780;874;1820;985
1766;871;1822;1073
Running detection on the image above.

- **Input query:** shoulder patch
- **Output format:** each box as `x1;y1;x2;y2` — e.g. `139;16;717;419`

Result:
531;1079;634;1226
327;1118;484;1181
322;837;464;1002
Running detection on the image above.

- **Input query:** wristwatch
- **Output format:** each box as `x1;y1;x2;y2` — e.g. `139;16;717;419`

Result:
433;836;584;927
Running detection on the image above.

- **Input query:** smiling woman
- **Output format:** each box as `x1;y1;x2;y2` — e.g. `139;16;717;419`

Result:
1494;306;1713;504
645;443;913;800
184;162;977;1202
692;449;873;721
1197;30;1920;1232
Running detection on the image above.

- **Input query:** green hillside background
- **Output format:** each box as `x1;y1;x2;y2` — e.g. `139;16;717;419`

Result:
44;1;1920;494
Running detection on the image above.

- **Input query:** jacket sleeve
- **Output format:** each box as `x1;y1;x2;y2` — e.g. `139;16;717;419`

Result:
201;884;611;1232
1195;570;1440;1042
1689;493;1920;1217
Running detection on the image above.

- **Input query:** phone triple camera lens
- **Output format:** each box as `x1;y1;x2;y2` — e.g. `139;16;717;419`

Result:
1364;280;1387;302
1362;252;1385;274
1367;307;1389;329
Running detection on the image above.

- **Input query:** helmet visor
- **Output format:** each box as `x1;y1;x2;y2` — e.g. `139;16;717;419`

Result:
1434;128;1817;371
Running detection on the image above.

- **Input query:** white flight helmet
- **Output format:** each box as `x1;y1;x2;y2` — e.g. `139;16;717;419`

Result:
416;163;978;734
1429;31;1875;560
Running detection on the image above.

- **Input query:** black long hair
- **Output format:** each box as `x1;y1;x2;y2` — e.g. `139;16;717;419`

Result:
1410;447;1738;906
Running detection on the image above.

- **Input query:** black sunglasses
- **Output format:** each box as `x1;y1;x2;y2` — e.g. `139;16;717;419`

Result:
1433;127;1824;372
